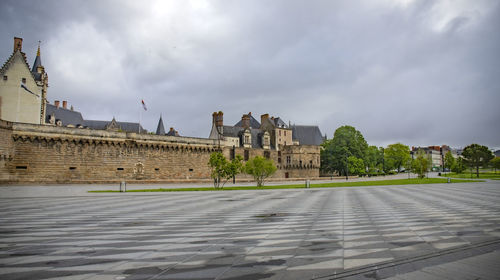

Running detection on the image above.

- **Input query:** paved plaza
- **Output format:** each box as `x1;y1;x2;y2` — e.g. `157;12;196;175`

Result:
0;182;499;279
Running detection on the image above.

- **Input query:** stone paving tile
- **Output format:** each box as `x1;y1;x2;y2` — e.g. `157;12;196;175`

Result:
0;182;499;279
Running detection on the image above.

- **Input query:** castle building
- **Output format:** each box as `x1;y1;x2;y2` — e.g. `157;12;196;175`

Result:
209;111;326;150
0;38;48;125
0;37;322;183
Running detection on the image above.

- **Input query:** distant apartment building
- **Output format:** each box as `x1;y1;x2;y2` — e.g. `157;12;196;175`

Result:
411;145;458;171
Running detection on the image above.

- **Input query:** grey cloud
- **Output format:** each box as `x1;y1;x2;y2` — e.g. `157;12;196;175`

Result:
1;0;498;149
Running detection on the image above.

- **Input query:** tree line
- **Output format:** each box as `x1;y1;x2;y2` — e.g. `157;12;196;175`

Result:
321;125;497;179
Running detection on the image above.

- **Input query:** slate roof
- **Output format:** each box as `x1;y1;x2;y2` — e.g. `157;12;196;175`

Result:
221;125;267;149
31;47;42;81
83;120;146;133
31;47;42;72
234;114;261;128
166;128;179;136
156;116;165;135
273;117;287;128
290;125;325;146
46;104;84;126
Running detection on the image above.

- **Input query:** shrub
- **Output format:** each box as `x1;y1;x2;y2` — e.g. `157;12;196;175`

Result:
244;156;277;187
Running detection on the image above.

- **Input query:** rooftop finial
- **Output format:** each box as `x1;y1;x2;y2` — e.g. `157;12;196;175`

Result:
37;41;41;56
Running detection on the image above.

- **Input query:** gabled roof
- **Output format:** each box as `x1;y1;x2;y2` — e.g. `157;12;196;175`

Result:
234;114;261;128
46;104;84;126
0;50;38;82
156;116;165;135
290;125;325;146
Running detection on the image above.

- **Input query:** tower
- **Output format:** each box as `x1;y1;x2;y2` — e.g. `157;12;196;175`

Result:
156;115;165;135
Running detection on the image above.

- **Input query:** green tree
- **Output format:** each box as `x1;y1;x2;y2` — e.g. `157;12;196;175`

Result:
462;144;494;178
443;151;456;173
321;125;368;176
451;157;466;173
384;143;411;173
208;152;243;188
412;150;429;179
490;157;500;173
348;156;365;176
404;157;414;177
365;145;382;173
244;156;277;187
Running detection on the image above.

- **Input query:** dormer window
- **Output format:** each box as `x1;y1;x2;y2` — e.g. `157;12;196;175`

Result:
243;129;252;148
262;131;270;150
2;75;7;81
21;78;26;84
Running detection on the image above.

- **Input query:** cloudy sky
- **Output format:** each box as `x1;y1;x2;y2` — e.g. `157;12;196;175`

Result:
1;0;499;149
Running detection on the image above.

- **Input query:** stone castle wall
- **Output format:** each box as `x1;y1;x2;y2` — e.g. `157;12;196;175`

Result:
0;120;320;184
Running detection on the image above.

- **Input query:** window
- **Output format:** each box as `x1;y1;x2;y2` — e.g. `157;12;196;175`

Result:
245;135;250;144
284;131;287;136
21;78;26;84
278;151;281;157
2;76;7;81
69;167;77;170
244;150;249;161
299;160;302;166
286;156;291;165
278;157;281;163
279;130;281;136
230;148;235;160
264;151;270;159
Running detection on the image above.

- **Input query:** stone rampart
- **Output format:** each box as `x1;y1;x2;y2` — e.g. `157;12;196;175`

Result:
0;120;320;184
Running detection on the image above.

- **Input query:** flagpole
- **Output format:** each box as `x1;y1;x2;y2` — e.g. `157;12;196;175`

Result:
139;104;142;133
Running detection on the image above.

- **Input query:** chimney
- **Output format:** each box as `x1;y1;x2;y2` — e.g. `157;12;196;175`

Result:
260;113;269;124
170;127;175;132
241;114;250;128
13;37;23;52
54;100;60;108
62;101;67;109
212;111;223;127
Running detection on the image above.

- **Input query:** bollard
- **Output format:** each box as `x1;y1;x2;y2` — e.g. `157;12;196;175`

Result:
306;179;310;188
120;181;127;192
447;178;451;183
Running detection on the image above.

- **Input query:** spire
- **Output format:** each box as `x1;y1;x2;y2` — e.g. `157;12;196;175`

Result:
156;115;165;135
31;41;42;73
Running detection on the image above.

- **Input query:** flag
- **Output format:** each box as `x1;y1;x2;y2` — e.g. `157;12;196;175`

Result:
141;99;147;111
20;82;40;98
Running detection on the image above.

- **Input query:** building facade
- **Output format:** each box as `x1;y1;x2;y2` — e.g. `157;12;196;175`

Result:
0;38;48;125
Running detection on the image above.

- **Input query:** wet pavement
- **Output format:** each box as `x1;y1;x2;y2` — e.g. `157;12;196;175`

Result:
0;181;499;279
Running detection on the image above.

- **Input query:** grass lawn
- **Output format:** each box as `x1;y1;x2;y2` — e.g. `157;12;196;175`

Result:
89;178;483;193
440;172;500;179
